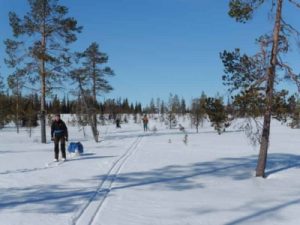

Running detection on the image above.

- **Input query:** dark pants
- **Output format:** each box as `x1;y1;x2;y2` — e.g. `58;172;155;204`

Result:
54;136;66;160
116;120;121;128
143;123;148;131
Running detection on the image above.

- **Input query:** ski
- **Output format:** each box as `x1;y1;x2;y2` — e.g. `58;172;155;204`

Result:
45;160;66;167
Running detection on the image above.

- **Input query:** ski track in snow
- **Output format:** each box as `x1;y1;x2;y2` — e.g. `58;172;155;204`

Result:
1;158;67;175
70;135;143;225
45;160;65;167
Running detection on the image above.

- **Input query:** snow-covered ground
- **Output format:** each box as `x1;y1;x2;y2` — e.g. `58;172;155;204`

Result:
1;115;300;225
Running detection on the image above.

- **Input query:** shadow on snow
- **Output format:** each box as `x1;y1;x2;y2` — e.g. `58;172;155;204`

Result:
0;153;299;218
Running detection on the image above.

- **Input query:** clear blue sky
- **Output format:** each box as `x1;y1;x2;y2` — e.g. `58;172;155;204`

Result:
0;0;300;105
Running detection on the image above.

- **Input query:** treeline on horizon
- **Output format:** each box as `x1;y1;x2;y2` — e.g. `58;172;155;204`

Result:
1;90;300;131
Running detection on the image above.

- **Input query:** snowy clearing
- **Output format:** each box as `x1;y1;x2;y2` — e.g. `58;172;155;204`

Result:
0;116;300;225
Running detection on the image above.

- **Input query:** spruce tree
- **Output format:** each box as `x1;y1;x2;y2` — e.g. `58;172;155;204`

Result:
51;95;61;114
149;98;156;114
180;98;187;115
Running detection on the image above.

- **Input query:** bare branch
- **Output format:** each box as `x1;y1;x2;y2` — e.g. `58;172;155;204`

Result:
281;18;300;36
23;85;39;92
289;0;300;8
278;60;300;92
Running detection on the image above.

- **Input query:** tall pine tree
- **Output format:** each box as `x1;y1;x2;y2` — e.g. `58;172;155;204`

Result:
6;0;82;143
228;0;300;177
71;42;114;142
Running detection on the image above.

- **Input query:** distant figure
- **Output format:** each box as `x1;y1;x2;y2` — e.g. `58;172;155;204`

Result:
142;114;149;132
179;124;185;132
51;114;68;162
116;118;121;128
183;134;188;145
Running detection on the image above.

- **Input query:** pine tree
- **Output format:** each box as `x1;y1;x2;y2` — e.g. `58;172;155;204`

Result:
272;90;289;122
149;98;156;114
167;94;177;129
172;94;181;114
71;43;114;142
61;96;67;113
206;97;228;135
156;98;161;114
191;92;207;133
228;0;300;177
290;96;300;128
180;98;187;115
22;95;39;137
0;70;5;94
287;95;297;115
160;101;166;115
6;0;82;143
7;70;25;133
4;39;26;133
130;103;134;114
51;95;61;114
0;72;9;128
122;98;130;114
0;96;10;129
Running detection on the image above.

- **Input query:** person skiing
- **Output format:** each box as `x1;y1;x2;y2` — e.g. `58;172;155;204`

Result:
142;114;149;132
51;114;68;162
116;117;121;128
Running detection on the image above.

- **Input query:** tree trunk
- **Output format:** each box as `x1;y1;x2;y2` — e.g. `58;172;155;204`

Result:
256;0;283;177
92;61;99;142
16;88;19;134
91;121;99;142
78;79;99;143
40;67;47;143
40;1;47;144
